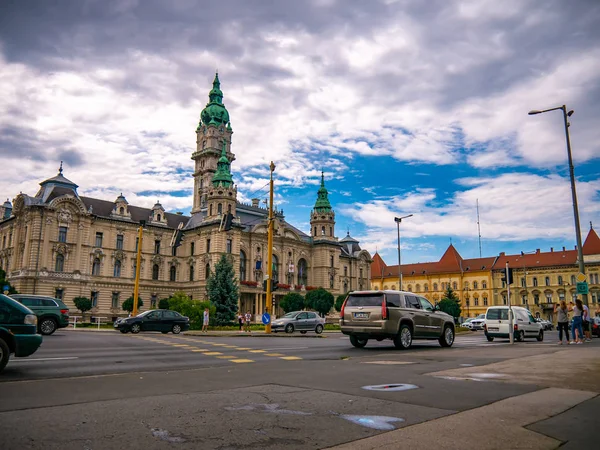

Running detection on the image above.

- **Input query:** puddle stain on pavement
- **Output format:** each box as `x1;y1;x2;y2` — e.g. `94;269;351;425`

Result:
339;415;405;430
151;428;187;443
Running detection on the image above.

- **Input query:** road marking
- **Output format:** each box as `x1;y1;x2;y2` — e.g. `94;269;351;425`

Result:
280;356;302;360
264;346;310;350
171;344;191;347
11;357;79;362
221;345;238;348
216;355;236;359
191;349;210;352
265;353;285;357
234;347;252;350
248;350;267;353
230;359;254;363
210;343;228;346
202;352;223;356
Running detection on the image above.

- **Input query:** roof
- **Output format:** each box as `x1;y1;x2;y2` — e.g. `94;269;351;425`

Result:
492;249;577;270
371;253;387;278
437;244;464;271
583;227;600;255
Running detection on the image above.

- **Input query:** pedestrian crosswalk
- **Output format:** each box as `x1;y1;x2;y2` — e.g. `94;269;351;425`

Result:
454;335;558;347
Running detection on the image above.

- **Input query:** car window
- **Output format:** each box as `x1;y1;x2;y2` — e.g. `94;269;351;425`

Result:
41;299;57;307
527;312;537;323
419;297;434;312
486;309;508;320
406;295;421;309
147;311;162;320
282;312;297;318
0;296;26;323
21;298;41;307
385;293;401;307
346;293;384;307
0;301;13;322
297;312;308;320
307;312;317;319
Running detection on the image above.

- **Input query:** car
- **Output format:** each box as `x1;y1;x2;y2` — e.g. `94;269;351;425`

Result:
10;294;70;335
0;293;43;373
339;290;455;349
460;318;474;329
114;309;190;334
484;306;543;342
469;317;486;331
536;319;553;331
271;311;325;334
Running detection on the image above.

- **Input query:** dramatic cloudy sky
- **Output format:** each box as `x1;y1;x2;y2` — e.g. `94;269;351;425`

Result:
1;0;599;265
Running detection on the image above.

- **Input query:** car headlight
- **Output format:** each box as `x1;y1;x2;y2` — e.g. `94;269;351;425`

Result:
24;314;38;325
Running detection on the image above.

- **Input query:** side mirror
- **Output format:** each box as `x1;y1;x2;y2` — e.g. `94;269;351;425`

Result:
433;304;440;311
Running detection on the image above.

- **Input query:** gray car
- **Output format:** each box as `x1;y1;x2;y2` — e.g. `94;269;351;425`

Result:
271;311;325;334
340;290;455;349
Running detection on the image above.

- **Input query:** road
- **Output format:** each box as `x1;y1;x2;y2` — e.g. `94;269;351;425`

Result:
1;329;598;449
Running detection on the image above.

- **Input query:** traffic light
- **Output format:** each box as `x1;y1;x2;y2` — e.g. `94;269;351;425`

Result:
501;268;514;285
262;279;279;291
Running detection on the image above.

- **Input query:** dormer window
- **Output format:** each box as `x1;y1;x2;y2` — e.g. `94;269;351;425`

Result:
119;207;124;214
157;214;161;222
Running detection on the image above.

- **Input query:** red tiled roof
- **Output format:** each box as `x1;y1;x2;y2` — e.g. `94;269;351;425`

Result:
492;249;577;270
371;253;387;278
437;244;464;272
583;227;600;255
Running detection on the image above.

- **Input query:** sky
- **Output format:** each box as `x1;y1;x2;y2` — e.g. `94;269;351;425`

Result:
1;0;599;266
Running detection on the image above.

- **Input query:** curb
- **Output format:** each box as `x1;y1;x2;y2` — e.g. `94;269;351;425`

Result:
62;327;341;337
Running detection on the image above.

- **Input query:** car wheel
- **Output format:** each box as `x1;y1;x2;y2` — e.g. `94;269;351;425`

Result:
0;338;10;373
130;324;141;334
315;324;324;335
285;324;294;334
39;318;57;336
119;329;128;334
300;331;307;334
394;324;412;350
172;324;182;334
536;330;544;342
516;330;524;342
486;335;494;342
439;325;454;348
350;335;368;348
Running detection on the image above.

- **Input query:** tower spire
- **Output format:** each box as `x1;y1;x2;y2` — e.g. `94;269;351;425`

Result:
313;172;332;213
59;161;63;174
212;140;233;188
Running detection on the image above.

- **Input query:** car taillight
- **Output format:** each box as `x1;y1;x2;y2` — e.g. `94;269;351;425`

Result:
483;323;487;331
60;309;69;315
382;300;388;320
340;297;348;319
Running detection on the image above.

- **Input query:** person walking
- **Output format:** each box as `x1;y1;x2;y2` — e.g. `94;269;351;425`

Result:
569;300;584;344
244;311;252;332
554;301;570;345
237;313;244;332
582;302;592;342
202;308;209;333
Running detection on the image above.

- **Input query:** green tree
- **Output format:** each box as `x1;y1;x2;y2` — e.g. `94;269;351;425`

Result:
167;291;215;329
334;294;347;312
439;286;461;320
279;292;305;313
158;298;170;309
206;254;239;325
72;297;92;321
304;287;334;317
122;295;143;313
0;269;18;294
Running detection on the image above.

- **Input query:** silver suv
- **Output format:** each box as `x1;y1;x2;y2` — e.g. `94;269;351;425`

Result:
340;290;455;349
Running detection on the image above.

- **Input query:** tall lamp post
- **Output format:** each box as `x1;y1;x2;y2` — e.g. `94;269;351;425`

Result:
395;214;413;291
528;105;588;308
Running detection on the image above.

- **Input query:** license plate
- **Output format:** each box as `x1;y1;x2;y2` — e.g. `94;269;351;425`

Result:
353;312;369;319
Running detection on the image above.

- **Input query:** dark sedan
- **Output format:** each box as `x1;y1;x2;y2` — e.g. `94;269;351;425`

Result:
114;310;190;334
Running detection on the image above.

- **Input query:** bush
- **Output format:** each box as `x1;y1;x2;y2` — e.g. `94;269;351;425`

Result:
334;294;347;312
279;292;305;313
305;287;334;317
122;296;143;313
73;297;92;321
158;298;170;309
168;292;215;329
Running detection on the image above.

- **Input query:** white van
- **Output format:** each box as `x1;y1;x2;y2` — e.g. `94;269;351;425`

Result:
484;306;544;342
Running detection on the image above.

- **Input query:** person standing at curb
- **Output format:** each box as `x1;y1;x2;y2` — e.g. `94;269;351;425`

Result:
244;311;251;332
554;301;570;345
582;302;592;342
569;300;584;344
237;313;244;332
202;308;209;333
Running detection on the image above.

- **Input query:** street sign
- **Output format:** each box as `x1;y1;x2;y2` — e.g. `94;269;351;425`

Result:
576;273;587;283
261;312;271;325
576;282;589;295
3;285;8;292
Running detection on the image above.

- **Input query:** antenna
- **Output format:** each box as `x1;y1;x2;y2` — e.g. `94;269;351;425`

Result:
477;199;482;258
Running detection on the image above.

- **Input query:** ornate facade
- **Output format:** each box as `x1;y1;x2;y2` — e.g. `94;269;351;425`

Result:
371;228;600;321
0;74;372;321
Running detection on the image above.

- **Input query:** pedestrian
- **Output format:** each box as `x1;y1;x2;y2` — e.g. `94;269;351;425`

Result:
244;311;252;332
202;308;209;333
554;301;570;345
569;299;584;344
238;313;243;332
582;302;592;342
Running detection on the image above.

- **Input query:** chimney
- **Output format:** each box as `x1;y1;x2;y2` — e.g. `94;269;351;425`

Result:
251;198;259;208
536;249;540;253
563;246;566;251
176;212;183;215
550;247;553;252
499;252;505;256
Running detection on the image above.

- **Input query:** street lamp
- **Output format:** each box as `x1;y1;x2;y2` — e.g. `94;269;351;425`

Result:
528;105;588;308
394;214;413;290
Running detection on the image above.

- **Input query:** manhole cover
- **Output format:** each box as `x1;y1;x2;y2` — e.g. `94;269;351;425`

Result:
361;383;418;392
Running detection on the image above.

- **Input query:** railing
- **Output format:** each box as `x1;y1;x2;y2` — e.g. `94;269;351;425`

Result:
91;316;109;330
70;316;83;328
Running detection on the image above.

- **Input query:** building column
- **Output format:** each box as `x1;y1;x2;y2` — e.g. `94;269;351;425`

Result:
254;292;259;320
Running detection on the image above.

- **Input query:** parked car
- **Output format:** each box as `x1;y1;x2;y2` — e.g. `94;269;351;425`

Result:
536;319;553;331
484;306;543;342
339;290;455;349
271;311;325;334
114;309;190;334
10;294;70;335
469;317;486;331
0;294;43;373
460;318;474;329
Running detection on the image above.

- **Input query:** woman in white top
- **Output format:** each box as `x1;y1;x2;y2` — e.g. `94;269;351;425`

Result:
569;300;584;344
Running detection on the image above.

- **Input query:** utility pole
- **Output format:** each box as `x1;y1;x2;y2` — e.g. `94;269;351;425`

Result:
507;262;514;345
132;221;144;317
265;162;275;334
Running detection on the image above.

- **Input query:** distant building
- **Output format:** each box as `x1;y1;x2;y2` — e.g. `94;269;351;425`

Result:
371;227;600;321
0;74;371;320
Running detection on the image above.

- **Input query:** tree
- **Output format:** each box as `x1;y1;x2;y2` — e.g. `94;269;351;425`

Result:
439;286;461;320
279;292;305;313
304;287;334;317
0;269;18;294
334;294;347;312
158;298;170;309
72;297;92;321
167;291;215;329
206;254;239;326
122;295;143;313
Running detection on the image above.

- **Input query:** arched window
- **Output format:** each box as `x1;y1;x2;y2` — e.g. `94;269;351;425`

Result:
297;258;307;286
433;283;438;291
481;281;487;289
321;226;325;236
170;266;176;282
157;214;161;222
453;282;458;290
217;203;222;214
424;284;429;292
152;264;159;280
119;207;124;214
92;258;101;276
408;284;413;292
205;263;210;279
227;204;232;213
533;277;538;287
570;275;576;285
473;281;478;289
189;265;194;281
240;250;247;281
55;254;64;272
343;282;348;292
314;227;317;236
545;276;550;286
558;275;563;285
114;260;121;278
272;254;279;282
329;227;332;236
209;204;213;215
416;284;421;292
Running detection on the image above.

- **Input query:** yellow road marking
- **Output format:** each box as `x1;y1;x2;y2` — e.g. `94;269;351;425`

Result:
248;350;267;353
191;349;210;352
202;352;223;356
210;343;228;346
172;344;191;347
221;345;238;348
265;353;284;357
216;355;236;359
234;347;252;350
231;359;254;363
280;356;302;360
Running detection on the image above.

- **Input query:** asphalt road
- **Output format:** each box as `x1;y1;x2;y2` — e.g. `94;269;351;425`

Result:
1;329;597;449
